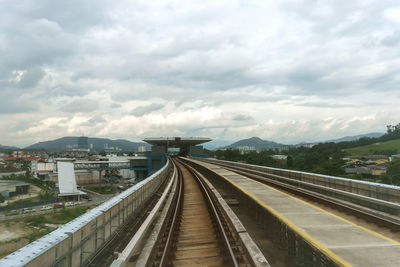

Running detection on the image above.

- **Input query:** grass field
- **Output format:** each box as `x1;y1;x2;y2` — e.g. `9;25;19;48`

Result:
0;206;91;258
2;207;90;241
344;139;400;156
26;206;89;226
85;185;113;194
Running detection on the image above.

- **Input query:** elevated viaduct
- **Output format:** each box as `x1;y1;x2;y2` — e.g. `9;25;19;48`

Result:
1;154;400;267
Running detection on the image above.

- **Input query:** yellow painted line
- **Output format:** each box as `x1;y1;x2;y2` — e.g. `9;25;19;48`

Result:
191;160;350;267
188;160;400;245
245;173;400;247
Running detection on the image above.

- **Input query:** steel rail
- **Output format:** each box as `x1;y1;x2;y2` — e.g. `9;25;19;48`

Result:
177;158;239;267
158;160;184;267
109;164;177;267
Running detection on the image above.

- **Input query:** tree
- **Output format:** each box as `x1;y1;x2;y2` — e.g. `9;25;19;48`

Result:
286;156;293;168
39;188;54;200
381;174;392;184
215;149;241;161
311;159;345;176
384;159;400;185
386;123;400;135
38;183;56;200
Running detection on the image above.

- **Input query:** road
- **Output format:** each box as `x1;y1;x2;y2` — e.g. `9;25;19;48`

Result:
0;192;113;221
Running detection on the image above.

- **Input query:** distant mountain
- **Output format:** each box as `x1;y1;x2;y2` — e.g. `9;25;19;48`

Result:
25;137;151;152
225;137;286;150
325;132;384;143
203;140;233;150
0;144;19;151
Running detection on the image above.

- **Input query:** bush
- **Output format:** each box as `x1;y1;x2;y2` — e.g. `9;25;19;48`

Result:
85;185;112;194
51;207;88;223
384;159;400;185
25;228;53;242
28;216;50;226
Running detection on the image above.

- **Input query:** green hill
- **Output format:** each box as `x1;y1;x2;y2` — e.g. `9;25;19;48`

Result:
24;137;150;152
344;139;400;156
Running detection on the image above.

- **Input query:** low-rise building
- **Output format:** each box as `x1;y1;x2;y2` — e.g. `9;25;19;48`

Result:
370;165;387;176
0;180;30;197
61;149;89;159
49;170;100;185
138;145;147;152
3;156;39;172
272;155;288;160
391;154;400;160
12;150;49;159
35;162;56;178
295;143;316;148
344;157;388;176
345;166;372;175
347;155;388;160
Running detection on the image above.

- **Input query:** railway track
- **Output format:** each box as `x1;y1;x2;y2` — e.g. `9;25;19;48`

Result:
201;160;400;232
155;159;243;266
111;158;269;267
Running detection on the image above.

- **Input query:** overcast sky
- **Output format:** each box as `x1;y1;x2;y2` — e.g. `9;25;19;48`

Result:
1;0;400;147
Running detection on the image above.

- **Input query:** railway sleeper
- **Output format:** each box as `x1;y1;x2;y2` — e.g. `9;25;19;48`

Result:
112;158;269;267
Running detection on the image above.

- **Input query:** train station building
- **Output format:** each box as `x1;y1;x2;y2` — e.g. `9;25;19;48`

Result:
143;137;211;173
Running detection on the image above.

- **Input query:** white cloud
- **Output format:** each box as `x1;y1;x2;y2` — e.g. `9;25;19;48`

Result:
131;103;164;116
384;7;400;23
1;0;399;147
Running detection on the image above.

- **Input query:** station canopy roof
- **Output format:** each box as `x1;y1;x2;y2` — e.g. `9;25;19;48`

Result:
143;137;212;147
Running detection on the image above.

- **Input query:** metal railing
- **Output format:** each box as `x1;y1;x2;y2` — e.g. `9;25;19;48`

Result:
200;158;400;204
73;161;131;170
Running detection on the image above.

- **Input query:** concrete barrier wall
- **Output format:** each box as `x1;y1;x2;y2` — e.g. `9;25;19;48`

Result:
0;239;29;259
201;158;400;204
0;159;171;267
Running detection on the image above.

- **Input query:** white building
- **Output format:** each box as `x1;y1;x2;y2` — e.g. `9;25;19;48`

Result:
30;160;38;173
272;155;288;160
57;161;86;198
391;154;400;160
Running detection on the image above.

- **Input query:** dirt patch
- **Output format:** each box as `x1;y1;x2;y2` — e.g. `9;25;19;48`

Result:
0;222;32;259
44;223;59;229
0;222;27;242
0;206;91;259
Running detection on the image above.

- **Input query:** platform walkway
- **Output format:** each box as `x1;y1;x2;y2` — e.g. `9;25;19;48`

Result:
188;158;400;267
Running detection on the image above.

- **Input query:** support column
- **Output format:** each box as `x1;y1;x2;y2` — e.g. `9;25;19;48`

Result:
98;169;102;190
